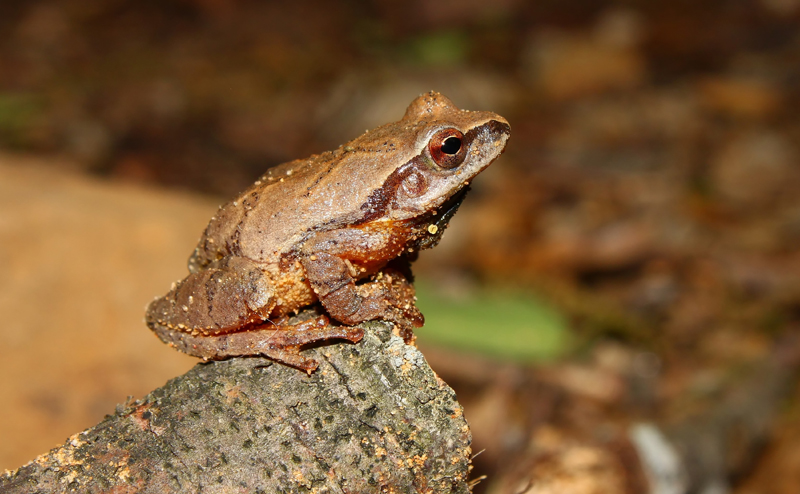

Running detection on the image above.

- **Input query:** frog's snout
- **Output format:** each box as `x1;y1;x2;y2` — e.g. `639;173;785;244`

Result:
486;118;511;139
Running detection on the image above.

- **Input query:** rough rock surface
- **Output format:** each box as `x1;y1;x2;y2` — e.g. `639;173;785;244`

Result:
1;321;473;493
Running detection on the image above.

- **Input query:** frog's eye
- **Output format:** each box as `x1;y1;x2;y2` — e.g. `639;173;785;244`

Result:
428;128;466;169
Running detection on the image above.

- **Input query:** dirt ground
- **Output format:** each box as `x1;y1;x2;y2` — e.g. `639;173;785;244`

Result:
0;156;200;470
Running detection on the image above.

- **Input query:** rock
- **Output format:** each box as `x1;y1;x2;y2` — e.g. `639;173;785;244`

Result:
1;322;473;493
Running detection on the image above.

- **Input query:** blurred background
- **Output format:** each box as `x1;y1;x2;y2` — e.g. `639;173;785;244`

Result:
2;1;800;492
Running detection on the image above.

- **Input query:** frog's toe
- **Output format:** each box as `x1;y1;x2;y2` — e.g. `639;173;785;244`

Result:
259;348;319;372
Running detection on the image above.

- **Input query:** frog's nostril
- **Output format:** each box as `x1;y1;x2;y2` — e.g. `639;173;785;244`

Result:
441;136;461;155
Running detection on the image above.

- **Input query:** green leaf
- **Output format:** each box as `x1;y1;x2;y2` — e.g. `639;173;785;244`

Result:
415;280;570;363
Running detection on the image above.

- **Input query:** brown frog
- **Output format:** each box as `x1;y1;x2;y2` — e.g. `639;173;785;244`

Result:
146;91;510;371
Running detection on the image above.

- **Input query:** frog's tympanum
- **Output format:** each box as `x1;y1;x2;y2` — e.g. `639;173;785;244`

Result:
146;91;510;371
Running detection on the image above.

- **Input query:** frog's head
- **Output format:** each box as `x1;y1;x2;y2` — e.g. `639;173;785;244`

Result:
358;91;510;234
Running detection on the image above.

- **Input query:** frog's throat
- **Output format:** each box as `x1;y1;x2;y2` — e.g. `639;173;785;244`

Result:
414;185;470;251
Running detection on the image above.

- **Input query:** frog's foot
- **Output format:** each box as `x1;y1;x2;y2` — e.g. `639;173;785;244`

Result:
322;269;424;343
152;315;364;372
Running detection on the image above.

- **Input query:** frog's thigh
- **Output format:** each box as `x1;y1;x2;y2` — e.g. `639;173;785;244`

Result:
146;256;275;334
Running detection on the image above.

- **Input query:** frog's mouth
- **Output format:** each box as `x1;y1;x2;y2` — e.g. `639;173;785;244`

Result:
415;185;470;250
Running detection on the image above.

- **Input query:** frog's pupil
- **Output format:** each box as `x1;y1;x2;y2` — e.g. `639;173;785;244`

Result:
441;137;461;155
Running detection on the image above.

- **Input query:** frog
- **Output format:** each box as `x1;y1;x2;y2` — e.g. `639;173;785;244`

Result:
146;91;510;372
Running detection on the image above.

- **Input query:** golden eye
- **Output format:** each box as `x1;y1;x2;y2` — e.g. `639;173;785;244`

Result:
428;128;466;169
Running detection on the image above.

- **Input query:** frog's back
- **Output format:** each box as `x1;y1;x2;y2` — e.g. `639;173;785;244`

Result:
187;137;404;272
188;155;330;271
186;91;491;273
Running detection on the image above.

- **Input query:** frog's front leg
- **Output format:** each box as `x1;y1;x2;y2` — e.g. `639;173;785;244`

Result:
301;228;424;340
145;255;363;369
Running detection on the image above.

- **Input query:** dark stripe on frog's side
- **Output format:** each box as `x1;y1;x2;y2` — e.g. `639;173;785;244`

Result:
301;142;399;201
357;156;425;224
226;189;265;260
300;151;341;198
356;119;509;224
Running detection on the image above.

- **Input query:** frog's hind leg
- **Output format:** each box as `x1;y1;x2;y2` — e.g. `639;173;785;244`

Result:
146;256;277;337
151;315;364;372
